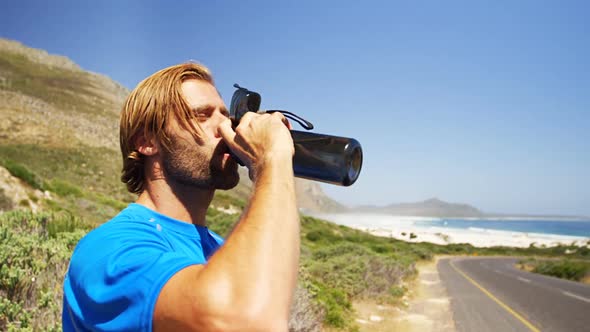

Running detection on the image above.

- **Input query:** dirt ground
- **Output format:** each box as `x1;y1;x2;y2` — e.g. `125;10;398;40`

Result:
353;257;456;332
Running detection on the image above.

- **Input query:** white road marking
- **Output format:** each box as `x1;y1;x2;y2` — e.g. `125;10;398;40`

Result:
562;291;590;303
517;277;531;283
493;269;512;278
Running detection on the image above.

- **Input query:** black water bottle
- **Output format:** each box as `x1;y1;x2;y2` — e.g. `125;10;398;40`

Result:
229;84;363;186
291;130;362;186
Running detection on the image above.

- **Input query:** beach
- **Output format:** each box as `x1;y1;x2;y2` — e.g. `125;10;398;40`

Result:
311;213;590;248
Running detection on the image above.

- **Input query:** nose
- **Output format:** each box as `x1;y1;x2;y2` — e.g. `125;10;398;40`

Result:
212;111;231;139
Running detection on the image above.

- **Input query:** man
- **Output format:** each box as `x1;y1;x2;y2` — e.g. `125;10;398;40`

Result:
62;63;300;331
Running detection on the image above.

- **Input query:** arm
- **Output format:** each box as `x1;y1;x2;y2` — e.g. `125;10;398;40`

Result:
154;113;299;332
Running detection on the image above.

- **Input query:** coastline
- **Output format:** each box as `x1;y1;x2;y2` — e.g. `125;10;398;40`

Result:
312;213;590;248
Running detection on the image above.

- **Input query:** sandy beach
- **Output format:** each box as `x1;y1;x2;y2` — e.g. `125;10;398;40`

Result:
311;213;590;248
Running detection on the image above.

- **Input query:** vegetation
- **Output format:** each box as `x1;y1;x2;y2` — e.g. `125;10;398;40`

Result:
2;190;590;331
0;210;89;331
0;49;115;117
0;145;127;201
519;258;590;282
0;159;44;191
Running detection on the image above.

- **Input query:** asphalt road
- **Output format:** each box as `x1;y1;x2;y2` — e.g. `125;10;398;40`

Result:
438;257;590;332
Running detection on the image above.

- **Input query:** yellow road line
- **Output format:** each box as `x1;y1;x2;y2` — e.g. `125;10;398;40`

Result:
449;259;541;332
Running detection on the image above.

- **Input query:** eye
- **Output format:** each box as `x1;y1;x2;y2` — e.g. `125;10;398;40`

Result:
195;112;208;121
193;108;212;121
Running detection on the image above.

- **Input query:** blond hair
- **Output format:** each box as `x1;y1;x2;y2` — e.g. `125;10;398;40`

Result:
120;62;214;194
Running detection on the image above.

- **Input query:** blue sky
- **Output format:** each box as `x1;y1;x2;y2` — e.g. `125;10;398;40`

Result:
1;1;589;216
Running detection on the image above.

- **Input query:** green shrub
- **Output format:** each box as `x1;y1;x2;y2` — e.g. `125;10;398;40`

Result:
0;144;131;202
1;159;44;190
206;208;239;238
303;241;415;330
532;259;589;281
47;179;83;197
94;193;127;211
389;285;406;298
318;287;349;328
0;210;89;330
306;231;322;242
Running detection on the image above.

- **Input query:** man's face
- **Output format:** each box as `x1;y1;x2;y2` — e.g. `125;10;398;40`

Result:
161;79;239;190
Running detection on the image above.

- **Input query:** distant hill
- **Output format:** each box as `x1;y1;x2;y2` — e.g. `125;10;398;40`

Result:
352;198;589;220
354;198;483;217
0;38;342;215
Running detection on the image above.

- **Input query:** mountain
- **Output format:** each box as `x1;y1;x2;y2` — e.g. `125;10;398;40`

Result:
352;198;590;220
354;198;484;217
0;38;342;215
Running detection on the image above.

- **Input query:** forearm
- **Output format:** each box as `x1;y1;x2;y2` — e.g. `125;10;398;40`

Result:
238;157;300;308
199;157;299;321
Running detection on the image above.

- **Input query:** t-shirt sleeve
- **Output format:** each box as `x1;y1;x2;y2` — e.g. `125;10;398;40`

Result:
63;220;203;332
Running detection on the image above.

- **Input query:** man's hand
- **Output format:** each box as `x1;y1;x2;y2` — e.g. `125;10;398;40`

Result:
218;112;294;180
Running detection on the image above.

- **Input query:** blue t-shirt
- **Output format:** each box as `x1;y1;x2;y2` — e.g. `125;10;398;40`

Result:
62;203;224;331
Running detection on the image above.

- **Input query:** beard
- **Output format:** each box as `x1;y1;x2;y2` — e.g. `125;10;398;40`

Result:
161;134;240;190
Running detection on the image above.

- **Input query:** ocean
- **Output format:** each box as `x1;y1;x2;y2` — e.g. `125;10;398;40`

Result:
414;218;590;238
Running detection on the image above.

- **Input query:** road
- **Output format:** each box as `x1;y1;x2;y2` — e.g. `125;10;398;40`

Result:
438;257;590;332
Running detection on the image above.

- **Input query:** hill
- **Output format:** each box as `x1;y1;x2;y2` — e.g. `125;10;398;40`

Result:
353;197;589;220
0;37;343;217
354;197;484;217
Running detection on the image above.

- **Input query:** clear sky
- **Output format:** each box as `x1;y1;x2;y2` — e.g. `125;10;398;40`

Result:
1;0;589;216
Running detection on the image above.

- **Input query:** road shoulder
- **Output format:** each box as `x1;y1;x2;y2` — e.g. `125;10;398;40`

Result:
353;256;455;332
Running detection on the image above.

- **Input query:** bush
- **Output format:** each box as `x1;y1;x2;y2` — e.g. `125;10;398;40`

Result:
1;159;44;190
288;285;324;332
389;285;406;298
94;193;127;211
532;259;589;281
304;242;415;330
0;210;89;331
47;179;83;197
206;208;239;237
305;231;322;242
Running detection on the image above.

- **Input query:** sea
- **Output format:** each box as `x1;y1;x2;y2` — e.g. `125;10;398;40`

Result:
414;218;590;238
312;213;590;239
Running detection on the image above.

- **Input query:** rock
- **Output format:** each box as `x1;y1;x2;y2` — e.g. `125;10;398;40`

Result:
0;166;38;212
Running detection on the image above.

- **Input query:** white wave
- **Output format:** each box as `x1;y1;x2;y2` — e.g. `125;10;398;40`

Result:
310;213;589;248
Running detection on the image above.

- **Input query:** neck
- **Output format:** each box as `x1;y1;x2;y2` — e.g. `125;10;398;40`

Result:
136;178;214;227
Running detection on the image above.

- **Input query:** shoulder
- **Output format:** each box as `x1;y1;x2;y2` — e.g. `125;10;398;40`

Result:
68;206;169;278
63;207;202;332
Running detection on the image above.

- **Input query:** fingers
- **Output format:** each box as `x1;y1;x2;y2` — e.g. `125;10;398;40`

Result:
242;111;291;130
218;112;293;169
238;111;257;128
270;112;292;130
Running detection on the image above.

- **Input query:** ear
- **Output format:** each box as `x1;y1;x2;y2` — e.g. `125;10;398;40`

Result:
135;134;159;156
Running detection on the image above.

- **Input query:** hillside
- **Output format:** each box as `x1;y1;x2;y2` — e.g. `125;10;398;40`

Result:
353;198;589;220
354;197;484;217
0;37;342;216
